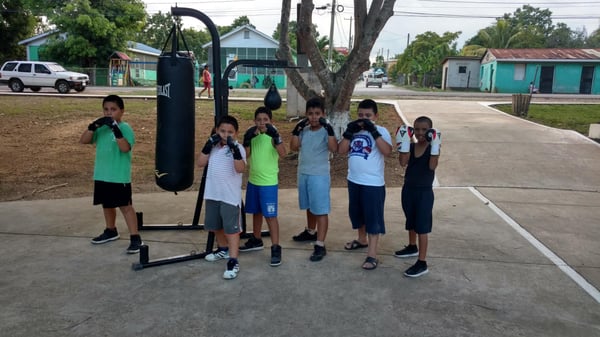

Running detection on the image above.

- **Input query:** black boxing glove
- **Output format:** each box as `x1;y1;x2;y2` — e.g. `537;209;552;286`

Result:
292;118;309;136
342;120;362;140
243;126;258;147
227;136;242;160
319;117;335;137
361;119;381;139
88;116;112;131
201;134;221;155
265;124;283;145
109;120;123;139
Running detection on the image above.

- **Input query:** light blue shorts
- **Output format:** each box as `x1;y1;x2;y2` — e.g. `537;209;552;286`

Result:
244;182;278;218
298;174;330;215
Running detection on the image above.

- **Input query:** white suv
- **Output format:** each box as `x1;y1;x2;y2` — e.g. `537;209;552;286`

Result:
0;61;89;94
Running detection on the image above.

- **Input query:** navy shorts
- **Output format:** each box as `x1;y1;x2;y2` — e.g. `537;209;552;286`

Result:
93;181;132;208
347;180;386;235
401;186;434;234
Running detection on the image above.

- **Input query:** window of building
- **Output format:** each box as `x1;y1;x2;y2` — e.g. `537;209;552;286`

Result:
458;66;467;74
244;30;250;39
514;64;526;80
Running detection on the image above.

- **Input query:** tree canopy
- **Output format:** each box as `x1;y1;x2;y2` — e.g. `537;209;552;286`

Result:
0;0;37;61
40;0;146;67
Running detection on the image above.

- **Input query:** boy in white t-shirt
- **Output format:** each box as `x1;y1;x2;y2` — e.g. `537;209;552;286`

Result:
197;115;246;280
338;99;392;270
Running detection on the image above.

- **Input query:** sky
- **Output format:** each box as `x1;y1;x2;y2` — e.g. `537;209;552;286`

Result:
142;0;600;61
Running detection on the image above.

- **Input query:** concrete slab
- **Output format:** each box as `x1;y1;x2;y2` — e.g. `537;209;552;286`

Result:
1;187;599;336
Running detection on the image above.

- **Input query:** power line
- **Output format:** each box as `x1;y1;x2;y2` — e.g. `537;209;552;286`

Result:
417;0;599;4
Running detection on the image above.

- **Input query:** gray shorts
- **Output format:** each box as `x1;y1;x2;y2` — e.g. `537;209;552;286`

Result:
204;199;242;235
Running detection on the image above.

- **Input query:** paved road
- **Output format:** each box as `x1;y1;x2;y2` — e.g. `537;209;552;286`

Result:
0;97;599;336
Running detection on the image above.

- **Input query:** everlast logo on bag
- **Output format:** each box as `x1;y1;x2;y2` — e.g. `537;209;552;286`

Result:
157;83;171;98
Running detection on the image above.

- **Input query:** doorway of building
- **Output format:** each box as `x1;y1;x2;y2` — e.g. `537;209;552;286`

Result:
580;66;594;94
539;66;554;93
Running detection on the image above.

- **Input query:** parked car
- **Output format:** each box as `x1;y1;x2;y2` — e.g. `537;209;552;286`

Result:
0;61;89;94
365;72;383;88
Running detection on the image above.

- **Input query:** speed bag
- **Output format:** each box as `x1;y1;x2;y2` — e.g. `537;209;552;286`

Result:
155;54;195;192
264;83;282;110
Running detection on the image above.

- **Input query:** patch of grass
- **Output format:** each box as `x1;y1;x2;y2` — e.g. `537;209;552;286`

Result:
492;104;600;135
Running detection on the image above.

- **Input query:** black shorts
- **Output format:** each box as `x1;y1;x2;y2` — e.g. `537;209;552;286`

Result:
401;186;434;234
93;181;133;208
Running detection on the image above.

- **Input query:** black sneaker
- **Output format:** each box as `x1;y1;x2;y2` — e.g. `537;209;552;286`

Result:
126;235;143;254
404;260;428;278
239;236;264;252
309;244;327;262
394;244;418;258
270;245;282;267
91;228;119;244
292;228;317;242
223;259;240;280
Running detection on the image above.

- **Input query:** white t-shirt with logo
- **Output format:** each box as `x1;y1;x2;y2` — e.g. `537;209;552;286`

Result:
347;125;391;186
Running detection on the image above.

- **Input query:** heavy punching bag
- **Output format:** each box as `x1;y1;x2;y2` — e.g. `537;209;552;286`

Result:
155;27;195;192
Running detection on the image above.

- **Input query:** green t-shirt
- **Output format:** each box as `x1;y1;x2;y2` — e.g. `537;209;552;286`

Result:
92;122;135;183
248;133;279;186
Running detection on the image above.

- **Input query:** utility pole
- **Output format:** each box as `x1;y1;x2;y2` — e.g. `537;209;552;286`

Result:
344;16;353;51
327;0;336;71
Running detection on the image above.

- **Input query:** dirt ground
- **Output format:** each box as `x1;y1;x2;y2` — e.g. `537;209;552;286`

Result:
0;96;404;202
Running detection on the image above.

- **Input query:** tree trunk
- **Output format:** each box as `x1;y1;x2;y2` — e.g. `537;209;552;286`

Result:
277;0;396;135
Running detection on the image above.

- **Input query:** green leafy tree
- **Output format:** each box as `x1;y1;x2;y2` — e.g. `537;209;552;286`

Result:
40;0;145;67
546;23;585;48
0;0;37;60
180;28;211;63
586;28;600;48
136;11;181;50
218;15;253;36
396;31;459;87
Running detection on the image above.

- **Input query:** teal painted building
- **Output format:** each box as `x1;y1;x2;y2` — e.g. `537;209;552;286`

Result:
480;48;600;94
202;25;287;89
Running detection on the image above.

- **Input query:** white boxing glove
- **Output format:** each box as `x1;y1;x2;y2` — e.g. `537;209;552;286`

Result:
395;125;414;153
426;128;441;155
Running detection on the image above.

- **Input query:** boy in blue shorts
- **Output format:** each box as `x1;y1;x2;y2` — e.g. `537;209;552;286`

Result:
338;99;393;270
240;106;287;266
394;116;441;277
197;115;246;279
290;97;338;261
80;94;143;254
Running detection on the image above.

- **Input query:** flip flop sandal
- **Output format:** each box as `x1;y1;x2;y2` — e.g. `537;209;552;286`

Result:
362;256;379;270
344;240;368;250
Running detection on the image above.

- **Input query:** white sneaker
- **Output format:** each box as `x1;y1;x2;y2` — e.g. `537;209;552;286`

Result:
205;249;229;262
223;259;240;280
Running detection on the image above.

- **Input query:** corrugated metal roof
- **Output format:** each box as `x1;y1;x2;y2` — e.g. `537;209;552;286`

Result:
488;48;600;61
